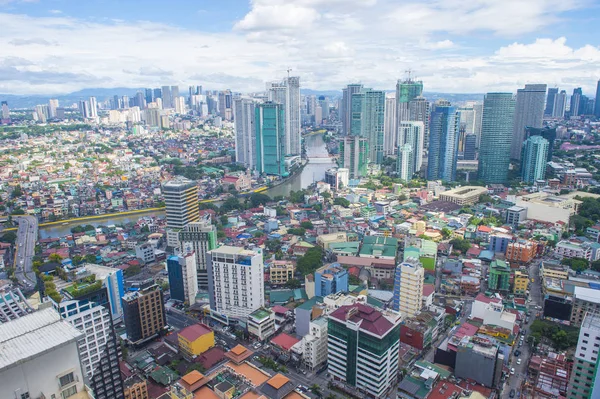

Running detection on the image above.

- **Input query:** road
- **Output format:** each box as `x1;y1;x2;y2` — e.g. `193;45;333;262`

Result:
14;216;38;287
501;259;543;399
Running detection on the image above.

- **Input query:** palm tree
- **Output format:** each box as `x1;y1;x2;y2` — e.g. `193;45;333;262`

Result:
310;384;322;398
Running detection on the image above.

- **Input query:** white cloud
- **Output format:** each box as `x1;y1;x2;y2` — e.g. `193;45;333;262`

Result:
0;0;598;95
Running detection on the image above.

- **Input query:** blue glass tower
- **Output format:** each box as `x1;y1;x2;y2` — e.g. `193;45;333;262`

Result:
427;103;460;181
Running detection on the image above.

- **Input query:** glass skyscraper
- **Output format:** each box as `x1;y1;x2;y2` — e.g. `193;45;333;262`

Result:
478;93;516;184
427;103;460;182
521;136;549;184
255;102;286;176
350;88;385;165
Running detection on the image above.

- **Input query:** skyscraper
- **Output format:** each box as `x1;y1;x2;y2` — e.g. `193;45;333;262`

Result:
463;134;477;161
327;304;401;398
1;101;9;124
268;76;301;155
553;90;567;118
48;99;59;119
427;102;460;181
397;144;414;181
89;96;98;118
255;102;286;176
233;98;257;170
392;257;424;317
570;87;583;117
384;95;397;155
179;218;217;289
568;312;600;399
408;96;430;148
526;126;556;162
167;253;198;305
396;78;424;124
478;93;516;184
207;246;265;319
218;90;233;121
545;87;558;116
162;177;200;230
521;136;549;184
122;284;166;345
339;136;368;179
510;84;546;160
341;84;363;135
397;121;424;176
161;85;172;108
153;88;162;100
350;88;385;164
145;88;154;104
595;80;600;118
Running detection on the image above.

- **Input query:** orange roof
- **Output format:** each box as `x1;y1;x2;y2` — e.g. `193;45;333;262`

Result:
181;370;204;386
267;374;290;389
240;392;267;399
226;362;270;386
194;386;219;399
283;392;308;399
230;345;247;356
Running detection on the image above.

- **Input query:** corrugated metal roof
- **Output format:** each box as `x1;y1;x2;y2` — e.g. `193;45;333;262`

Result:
0;307;83;372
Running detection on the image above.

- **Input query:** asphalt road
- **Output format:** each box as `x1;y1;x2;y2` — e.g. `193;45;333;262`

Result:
14;216;38;287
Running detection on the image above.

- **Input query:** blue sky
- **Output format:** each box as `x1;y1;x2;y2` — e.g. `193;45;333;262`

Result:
1;0;599;95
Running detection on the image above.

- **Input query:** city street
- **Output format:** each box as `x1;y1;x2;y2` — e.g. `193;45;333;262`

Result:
14;215;38;287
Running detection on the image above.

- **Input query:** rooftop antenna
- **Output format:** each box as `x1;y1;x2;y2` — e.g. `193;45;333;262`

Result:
287;68;292;79
405;69;415;82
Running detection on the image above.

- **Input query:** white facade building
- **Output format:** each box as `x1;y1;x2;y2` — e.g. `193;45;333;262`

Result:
268;76;301;155
247;308;276;341
0;308;92;399
233;97;257;170
301;317;328;371
207;246;265;319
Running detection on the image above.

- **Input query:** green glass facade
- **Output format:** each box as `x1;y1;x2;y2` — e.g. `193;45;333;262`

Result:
350;89;385;165
255;102;286;176
478;93;515;184
339;136;368;178
396;80;424;104
521;136;549;183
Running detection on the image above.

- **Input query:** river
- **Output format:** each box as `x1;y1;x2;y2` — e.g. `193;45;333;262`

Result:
39;133;334;239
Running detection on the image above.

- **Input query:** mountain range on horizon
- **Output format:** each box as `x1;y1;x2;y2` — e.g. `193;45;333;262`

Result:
0;88;485;109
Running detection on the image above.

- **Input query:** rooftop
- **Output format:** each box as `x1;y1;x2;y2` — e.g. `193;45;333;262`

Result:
271;333;300;352
574;286;600;304
266;373;290;389
209;245;260;256
178;323;213;342
249;308;273;321
0;307;83;372
582;311;600;330
329;303;398;337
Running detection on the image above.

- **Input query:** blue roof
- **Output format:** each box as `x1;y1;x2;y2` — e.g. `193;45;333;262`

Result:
479;250;494;260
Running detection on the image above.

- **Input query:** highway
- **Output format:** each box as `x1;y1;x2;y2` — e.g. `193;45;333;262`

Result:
14;216;38;288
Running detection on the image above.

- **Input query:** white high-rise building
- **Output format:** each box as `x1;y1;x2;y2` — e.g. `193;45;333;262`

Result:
408;96;430;148
207;246;265;319
167;252;198;305
301;317;328;371
553;90;567;118
397;144;414;181
268;76;301;155
174;96;187;114
511;84;547;160
384;95;397;155
233;97;257;170
89;96;98;118
179;218;217;289
392;257;424;317
35;104;48;123
0;308;94;399
48;98;59;119
398;121;424;172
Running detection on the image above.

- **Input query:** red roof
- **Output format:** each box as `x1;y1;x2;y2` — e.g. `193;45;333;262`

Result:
422;284;435;297
477;225;492;233
178;323;213;342
330;304;395;337
271;305;288;315
474;293;501;304
271;333;300;352
428;380;463;399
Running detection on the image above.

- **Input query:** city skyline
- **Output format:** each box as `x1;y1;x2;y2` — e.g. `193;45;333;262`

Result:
1;0;599;95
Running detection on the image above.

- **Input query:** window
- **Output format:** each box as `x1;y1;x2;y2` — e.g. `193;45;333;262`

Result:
59;372;75;387
21;393;30;399
61;386;77;399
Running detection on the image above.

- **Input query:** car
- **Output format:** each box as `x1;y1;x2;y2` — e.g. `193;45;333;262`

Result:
516;358;522;365
509;389;516;398
514;350;521;357
510;368;515;375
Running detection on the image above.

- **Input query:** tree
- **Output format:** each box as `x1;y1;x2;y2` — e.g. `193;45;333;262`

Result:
441;228;452;239
561;257;589;272
300;221;314;230
284;278;302;289
266;239;282;253
0;231;17;244
333;197;350;208
220;197;242;214
11;208;25;215
11;185;23;198
140;225;150;233
84;254;97;263
288;190;307;204
297;247;324;276
449;238;471;254
310;384;322;398
321;192;331;199
48;253;63;263
220;215;229;226
249;193;271;208
287;228;306;236
349;274;362;286
479;194;493;204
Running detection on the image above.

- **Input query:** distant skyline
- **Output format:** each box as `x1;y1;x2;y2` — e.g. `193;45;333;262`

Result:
1;0;600;95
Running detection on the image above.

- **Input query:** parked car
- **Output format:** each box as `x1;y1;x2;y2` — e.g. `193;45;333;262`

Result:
517;358;522;365
514;350;521;357
510;389;516;398
510;368;515;375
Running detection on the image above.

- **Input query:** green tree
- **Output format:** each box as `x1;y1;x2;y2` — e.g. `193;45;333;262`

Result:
441;228;452;239
288;190;307;204
0;231;17;244
287;228;306;236
333;197;350;208
300;221;314;230
310;384;322;398
249;193;271;208
284;278;302;289
449;238;471;254
349;274;362;286
297;247;324;276
140;225;150;233
48;253;63;263
321;191;331;199
84;254;97;263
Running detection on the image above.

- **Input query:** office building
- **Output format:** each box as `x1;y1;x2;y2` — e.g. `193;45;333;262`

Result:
383;95;397;155
463;133;477;160
268;260;295;285
328;304;401;398
455;336;504;388
122;284;166;345
521;136;549;183
488;259;511;291
398;121;424;172
570;287;600;327
350;88;385;164
35;104;48;122
568;311;600;399
83;263;125;321
397;144;414;181
168;253;198;305
268;76;301;155
179;218;217;289
341;84;363;135
255;102;286;176
1;101;10;123
300;317;328;371
145;88;154;104
51;283;124;399
339;136;368;178
89;96;98;118
207;246;265;319
163;177;200;230
526;126;556;162
427;102;460;181
554;90;567;118
247;308;276;341
439;186;488;205
218;90;233;121
570;88;583;117
511;84;546;160
48;98;59;118
505;205;527;227
233;98;257;170
0;308;94;399
595;80;600;118
314;263;348;297
396;77;424;126
546;87;558;116
392;257;424;317
408;96;430;148
0;288;34;323
161;85;172;108
123;375;149;399
478;93;516;184
174;96;186;114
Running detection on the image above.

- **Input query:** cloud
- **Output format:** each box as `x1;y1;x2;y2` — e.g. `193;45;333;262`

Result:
48;9;62;14
234;4;320;31
9;38;55;46
123;66;174;77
